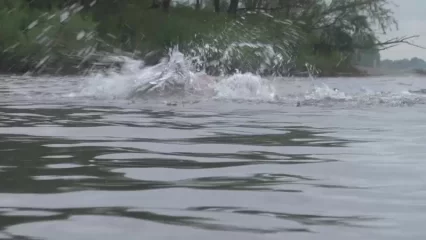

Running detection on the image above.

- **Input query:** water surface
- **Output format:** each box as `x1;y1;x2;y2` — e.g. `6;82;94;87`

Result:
0;73;426;240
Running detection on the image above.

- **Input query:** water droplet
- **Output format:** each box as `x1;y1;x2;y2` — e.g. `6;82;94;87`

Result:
107;33;117;39
73;6;84;14
76;31;86;40
42;25;53;33
27;20;38;30
47;14;56;20
35;56;50;69
2;43;20;53
69;3;78;10
60;11;70;23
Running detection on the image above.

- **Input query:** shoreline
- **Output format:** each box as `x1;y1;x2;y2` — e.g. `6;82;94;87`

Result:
0;69;377;78
0;63;373;79
2;62;423;79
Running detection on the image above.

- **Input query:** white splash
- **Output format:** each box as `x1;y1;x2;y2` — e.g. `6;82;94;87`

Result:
63;49;426;107
304;83;350;101
74;49;277;101
213;73;277;101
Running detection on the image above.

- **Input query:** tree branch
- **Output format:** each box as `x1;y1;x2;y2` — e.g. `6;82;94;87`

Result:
356;35;426;51
322;0;379;16
378;35;426;50
311;10;348;29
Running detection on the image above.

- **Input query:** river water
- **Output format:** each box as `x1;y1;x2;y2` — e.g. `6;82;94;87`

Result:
1;60;426;239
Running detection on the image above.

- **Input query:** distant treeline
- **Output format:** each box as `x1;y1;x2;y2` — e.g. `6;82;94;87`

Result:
381;57;426;70
0;0;400;76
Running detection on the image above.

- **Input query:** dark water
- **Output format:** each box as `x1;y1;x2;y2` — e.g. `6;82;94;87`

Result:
1;75;426;239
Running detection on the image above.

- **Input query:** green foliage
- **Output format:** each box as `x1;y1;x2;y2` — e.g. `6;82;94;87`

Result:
90;4;304;75
0;2;97;73
0;0;398;76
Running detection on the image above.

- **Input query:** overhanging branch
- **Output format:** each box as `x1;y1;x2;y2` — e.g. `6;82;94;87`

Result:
375;35;426;50
352;35;426;51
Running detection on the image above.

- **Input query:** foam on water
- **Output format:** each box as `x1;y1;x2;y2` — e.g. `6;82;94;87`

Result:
294;81;426;107
213;73;277;101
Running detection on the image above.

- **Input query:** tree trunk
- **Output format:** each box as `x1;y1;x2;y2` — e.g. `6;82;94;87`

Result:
284;0;291;17
227;0;239;14
150;0;160;8
214;0;220;12
246;0;253;9
162;0;171;12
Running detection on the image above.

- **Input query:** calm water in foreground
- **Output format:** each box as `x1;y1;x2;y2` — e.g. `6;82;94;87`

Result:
0;74;426;240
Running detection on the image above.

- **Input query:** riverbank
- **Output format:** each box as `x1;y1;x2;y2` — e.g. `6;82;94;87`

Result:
0;0;389;78
0;59;371;78
0;58;373;78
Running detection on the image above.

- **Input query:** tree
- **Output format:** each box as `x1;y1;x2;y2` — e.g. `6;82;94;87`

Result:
228;0;239;14
214;0;220;12
150;0;172;11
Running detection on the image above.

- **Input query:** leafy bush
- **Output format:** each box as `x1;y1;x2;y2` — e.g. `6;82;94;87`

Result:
0;3;97;74
0;0;385;76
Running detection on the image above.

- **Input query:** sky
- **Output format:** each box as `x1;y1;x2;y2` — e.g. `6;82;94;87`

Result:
379;0;426;60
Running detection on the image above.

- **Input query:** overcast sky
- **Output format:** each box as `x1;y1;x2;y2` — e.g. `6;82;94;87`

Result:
379;0;426;60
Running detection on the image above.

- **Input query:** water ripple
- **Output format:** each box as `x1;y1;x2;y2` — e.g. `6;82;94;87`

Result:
1;76;426;239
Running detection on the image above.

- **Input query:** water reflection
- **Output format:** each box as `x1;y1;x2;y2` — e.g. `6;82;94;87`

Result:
0;134;335;194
